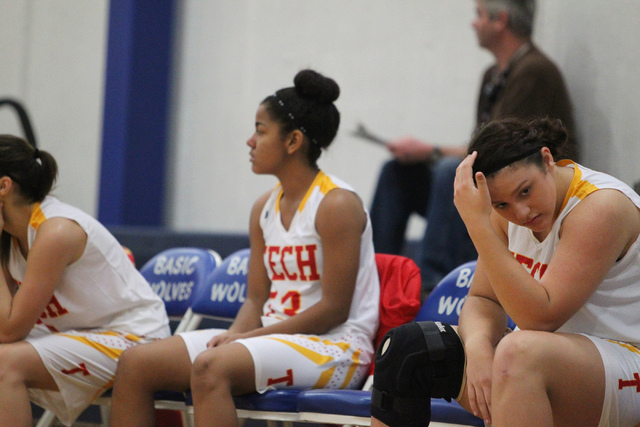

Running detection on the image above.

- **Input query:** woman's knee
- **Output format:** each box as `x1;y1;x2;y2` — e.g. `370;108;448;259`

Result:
191;344;255;395
0;347;20;384
191;349;228;391
0;343;57;391
493;331;547;382
115;345;150;383
116;337;193;394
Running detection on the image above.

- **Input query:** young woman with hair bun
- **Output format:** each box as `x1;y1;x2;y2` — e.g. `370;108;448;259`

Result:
110;69;380;427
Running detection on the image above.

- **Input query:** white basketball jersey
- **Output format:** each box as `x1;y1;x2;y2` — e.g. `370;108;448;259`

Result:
259;171;380;340
8;196;170;339
508;161;640;346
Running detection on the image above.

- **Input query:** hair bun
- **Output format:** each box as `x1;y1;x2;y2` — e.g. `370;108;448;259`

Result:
293;69;340;104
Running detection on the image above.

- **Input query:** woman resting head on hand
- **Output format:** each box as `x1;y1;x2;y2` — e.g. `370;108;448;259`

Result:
0;135;170;426
371;117;640;427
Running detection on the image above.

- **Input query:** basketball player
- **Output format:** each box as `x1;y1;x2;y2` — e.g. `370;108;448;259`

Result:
370;117;640;427
110;69;381;427
0;135;170;426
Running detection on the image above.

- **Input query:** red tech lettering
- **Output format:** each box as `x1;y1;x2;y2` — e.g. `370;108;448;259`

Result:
280;246;297;280
16;281;69;320
62;363;90;377
267;369;294;387
515;254;533;270
295;244;320;281
265;244;320;281
514;254;548;278
282;290;302;316
40;295;69;319
267;246;285;280
619;372;640;392
264;291;278;316
531;262;548;278
35;318;60;333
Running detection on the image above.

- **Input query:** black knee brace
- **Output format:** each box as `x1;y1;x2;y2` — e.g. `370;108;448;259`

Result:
370;321;465;427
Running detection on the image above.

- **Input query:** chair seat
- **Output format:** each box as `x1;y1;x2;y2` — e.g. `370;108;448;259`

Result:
153;390;188;403
298;389;371;417
232;389;301;413
297;389;484;426
93;388;187;403
430;400;484;426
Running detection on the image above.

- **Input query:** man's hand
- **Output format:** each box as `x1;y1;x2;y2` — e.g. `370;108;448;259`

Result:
387;137;436;163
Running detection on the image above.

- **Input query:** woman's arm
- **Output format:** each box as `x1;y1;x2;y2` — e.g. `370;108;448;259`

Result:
523;190;640;328
230;188;365;341
0;217;86;342
309;188;365;329
457;217;511;424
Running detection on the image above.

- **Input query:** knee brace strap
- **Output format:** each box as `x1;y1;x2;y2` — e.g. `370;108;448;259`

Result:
419;321;465;400
370;321;465;427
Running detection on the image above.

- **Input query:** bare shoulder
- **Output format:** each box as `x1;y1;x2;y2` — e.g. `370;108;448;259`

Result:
321;187;363;209
318;188;364;219
569;189;640;226
36;217;86;246
250;190;273;217
32;217;87;264
562;188;640;247
316;188;366;234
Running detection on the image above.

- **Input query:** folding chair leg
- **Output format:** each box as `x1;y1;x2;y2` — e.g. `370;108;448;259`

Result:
266;421;293;427
181;410;194;427
34;409;57;427
100;405;110;427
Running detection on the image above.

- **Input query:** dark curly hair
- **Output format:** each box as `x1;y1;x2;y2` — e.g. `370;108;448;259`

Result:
469;117;570;177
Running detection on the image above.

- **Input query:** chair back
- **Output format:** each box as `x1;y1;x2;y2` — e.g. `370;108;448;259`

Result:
416;260;516;330
374;253;422;348
187;248;250;327
140;247;222;319
359;253;423;382
415;260;476;324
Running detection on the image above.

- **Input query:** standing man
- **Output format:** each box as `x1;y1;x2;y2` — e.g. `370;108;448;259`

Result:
369;0;577;299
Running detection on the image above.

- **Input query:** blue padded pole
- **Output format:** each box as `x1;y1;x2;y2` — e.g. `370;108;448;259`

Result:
98;0;175;226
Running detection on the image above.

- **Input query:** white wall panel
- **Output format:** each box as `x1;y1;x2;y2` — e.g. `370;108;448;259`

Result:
0;0;108;216
2;1;640;236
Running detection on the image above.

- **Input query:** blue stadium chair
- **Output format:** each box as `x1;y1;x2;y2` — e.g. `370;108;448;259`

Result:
415;260;516;329
296;389;483;427
414;260;476;324
183;247;250;330
296;260;486;426
137;247;223;425
36;247;222;427
143;247;223;332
